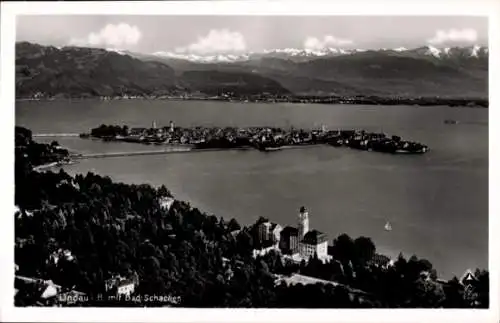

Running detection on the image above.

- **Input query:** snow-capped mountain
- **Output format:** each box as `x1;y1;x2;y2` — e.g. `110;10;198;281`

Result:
152;51;250;63
151;47;367;63
261;47;366;57
105;48;128;56
406;45;488;59
145;45;488;63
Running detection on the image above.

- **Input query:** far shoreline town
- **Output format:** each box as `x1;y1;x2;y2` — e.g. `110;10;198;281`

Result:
17;91;488;108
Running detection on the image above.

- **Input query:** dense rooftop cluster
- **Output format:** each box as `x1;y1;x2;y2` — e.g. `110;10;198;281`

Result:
84;123;429;154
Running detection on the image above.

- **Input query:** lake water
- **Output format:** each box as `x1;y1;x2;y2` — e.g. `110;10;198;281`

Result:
16;99;489;279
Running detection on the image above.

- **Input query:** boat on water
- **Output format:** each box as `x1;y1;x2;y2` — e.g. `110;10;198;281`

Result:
394;146;428;154
328;139;344;147
390;141;428;154
384;222;392;231
259;146;283;152
256;138;285;152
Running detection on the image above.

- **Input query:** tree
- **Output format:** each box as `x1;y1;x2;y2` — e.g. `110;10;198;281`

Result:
228;218;241;232
442;276;465;308
417;259;433;273
394;252;407;273
235;230;253;256
354;236;376;264
406;255;425;280
332;233;355;263
332;285;352;308
473;269;489;308
413;278;446;308
157;185;171;197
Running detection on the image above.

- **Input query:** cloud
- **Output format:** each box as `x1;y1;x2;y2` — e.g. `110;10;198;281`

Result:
69;23;142;48
304;35;354;50
175;29;246;54
427;28;477;45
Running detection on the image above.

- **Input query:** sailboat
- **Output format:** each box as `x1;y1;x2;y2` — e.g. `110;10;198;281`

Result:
384;221;392;231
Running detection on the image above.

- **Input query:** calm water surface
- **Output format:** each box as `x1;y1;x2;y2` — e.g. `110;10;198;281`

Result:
16;100;489;278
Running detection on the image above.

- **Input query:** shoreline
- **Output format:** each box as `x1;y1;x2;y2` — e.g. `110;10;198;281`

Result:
33;160;77;171
16;96;489;108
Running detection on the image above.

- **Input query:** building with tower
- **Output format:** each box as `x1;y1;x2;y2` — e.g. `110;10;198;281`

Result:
298;206;309;238
297;206;331;262
277;206;330;262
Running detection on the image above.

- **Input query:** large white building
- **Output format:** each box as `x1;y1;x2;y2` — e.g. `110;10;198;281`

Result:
296;206;329;261
299;230;329;260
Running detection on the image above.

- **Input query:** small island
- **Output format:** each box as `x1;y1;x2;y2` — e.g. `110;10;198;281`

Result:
80;122;429;155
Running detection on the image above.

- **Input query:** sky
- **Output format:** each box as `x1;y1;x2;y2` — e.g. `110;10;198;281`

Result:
16;15;488;55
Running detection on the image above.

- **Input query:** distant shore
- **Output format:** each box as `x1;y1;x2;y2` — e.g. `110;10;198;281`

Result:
16;95;488;108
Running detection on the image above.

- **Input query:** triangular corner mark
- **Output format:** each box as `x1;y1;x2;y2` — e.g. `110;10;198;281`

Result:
460;270;477;285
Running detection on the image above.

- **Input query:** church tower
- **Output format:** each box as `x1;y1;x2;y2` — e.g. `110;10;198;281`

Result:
298;206;309;238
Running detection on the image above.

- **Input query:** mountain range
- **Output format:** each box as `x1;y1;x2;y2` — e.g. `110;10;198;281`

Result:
15;42;488;99
149;45;488;63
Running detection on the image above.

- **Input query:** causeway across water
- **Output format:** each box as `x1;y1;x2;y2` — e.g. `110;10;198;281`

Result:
33;133;80;137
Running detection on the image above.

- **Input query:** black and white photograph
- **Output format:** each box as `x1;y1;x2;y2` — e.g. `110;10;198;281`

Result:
1;1;498;322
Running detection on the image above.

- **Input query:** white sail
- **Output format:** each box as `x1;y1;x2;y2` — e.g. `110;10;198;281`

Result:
384;222;392;231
